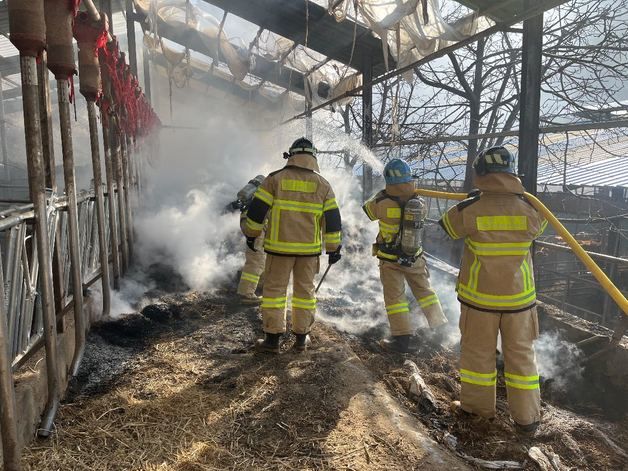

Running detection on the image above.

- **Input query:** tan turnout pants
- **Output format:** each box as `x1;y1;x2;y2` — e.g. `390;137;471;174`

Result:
459;304;541;425
237;235;265;296
261;254;319;334
379;256;447;336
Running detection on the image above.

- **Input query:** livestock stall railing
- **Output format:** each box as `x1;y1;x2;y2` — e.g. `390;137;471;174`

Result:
0;188;121;371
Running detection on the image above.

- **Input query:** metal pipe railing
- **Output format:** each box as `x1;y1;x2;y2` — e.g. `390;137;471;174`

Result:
0;247;20;471
535;240;628;266
87;100;111;317
121;136;134;258
57;79;86;378
101;119;121;289
19;54;61;439
112;129;129;273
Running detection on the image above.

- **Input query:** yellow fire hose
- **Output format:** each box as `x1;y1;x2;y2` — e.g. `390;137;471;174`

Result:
415;188;628;315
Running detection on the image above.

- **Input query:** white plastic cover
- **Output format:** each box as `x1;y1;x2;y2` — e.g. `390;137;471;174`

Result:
135;0;493;106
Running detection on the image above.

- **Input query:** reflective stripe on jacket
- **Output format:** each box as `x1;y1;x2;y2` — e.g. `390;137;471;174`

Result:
243;154;341;256
363;189;422;262
438;173;547;312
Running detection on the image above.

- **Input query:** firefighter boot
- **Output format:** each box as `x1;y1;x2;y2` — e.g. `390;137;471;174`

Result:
293;333;311;352
380;335;416;353
514;420;540;435
255;333;281;354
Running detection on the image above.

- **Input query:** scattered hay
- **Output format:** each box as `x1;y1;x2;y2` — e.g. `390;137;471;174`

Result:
22;291;462;470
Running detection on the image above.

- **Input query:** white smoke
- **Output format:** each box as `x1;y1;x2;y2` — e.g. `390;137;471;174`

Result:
89;273;156;319
121;75;460;339
535;331;584;389
128;82;293;294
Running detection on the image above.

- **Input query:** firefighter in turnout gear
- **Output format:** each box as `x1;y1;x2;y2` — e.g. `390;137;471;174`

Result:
363;159;447;353
244;138;342;353
234;176;267;305
439;146;548;433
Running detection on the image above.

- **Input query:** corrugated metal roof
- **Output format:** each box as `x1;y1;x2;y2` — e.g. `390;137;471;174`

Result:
538;156;628;188
414;131;628;189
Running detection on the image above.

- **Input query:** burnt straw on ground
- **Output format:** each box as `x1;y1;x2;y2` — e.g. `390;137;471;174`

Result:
25;290;628;470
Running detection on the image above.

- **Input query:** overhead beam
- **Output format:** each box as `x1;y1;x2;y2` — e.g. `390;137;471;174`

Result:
204;0;393;74
134;9;307;96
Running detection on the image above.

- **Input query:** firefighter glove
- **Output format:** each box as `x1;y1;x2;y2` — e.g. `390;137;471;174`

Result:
328;247;342;265
246;236;257;252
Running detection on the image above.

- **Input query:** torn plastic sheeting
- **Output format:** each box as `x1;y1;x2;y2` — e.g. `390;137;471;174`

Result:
139;1;360;106
137;0;251;81
147;36;295;105
330;0;494;80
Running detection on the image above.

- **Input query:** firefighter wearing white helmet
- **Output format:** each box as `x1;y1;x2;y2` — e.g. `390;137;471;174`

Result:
363;158;447;353
438;146;548;434
244;138;342;353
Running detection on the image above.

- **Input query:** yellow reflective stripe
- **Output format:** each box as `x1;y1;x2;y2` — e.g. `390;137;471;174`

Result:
520;259;533;292
264;240;321;254
465;239;532;256
281;179;317;193
418;294;439;308
504;371;541;391
379;220;399;243
505;372;539;382
379;220;399;232
241;272;260;283
460;369;497;378
386;302;409;315
460;369;497;386
386;207;401;218
364;202;377;221
292;297;317;309
457;284;536;308
505;381;540;390
323;198;338;211
274;199;323;214
476;215;528;231
536;219;548;237
442;212;459;239
255;187;274;205
246;218;264;231
469;256;480;291
324;231;342;243
377;250;398;260
261;296;287;308
520;263;528;292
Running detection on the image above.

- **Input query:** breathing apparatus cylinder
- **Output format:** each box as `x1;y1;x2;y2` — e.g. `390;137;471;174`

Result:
400;197;427;258
237;175;265;203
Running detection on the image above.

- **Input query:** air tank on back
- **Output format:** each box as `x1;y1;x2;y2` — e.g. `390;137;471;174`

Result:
400;197;427;256
237;175;265;203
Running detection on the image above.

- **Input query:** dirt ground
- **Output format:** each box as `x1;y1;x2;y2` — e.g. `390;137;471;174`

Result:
21;289;628;470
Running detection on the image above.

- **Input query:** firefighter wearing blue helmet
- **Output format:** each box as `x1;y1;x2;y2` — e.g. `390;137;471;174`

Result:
363;159;447;353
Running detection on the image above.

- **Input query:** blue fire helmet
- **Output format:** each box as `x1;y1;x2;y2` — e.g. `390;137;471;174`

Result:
473;146;516;176
383;159;413;185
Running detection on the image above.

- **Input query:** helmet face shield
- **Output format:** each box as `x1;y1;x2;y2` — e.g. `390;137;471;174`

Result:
473;147;516;176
